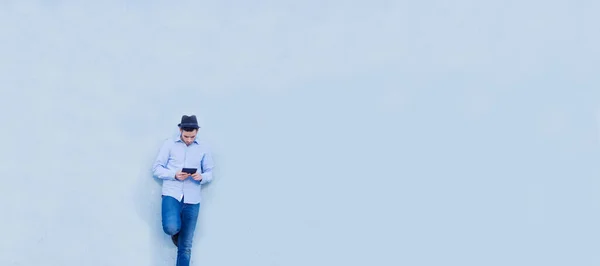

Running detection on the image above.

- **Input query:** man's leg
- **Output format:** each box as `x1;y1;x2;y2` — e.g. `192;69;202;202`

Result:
161;196;182;239
176;202;200;266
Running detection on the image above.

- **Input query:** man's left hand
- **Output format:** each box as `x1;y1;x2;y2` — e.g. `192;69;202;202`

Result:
191;172;202;181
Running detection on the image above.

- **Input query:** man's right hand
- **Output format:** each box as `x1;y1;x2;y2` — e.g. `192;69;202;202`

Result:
175;171;190;181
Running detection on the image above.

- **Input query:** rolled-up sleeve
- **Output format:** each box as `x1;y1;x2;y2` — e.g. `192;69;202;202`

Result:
200;149;214;185
152;140;177;181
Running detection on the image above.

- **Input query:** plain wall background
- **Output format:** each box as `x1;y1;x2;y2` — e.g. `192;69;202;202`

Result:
1;1;600;265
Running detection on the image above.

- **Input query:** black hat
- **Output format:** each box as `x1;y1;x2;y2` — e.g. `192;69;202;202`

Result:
178;115;200;129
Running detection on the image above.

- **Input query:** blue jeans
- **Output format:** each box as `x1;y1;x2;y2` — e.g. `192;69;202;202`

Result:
161;195;200;266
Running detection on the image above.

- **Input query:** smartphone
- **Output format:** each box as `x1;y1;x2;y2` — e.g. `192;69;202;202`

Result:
182;168;197;174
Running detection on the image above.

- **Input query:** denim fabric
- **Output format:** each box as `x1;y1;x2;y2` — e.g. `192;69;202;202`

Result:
162;195;200;266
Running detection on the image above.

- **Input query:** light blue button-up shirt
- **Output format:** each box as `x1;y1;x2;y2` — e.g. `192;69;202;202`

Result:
152;132;214;204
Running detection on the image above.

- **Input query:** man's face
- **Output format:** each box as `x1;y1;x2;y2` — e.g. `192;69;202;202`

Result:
180;129;197;145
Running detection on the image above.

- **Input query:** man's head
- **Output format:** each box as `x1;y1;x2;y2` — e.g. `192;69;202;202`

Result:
180;127;198;145
177;115;200;145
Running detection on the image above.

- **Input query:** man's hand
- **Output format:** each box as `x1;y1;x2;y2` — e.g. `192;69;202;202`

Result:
175;171;190;181
191;172;202;181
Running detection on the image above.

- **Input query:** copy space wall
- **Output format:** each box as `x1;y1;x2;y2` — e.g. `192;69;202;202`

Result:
1;1;600;266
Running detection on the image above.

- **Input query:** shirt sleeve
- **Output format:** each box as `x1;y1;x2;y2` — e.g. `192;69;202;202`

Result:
152;140;177;181
200;149;215;185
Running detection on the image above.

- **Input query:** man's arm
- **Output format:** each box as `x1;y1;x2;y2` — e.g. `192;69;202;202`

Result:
199;149;214;185
152;140;177;181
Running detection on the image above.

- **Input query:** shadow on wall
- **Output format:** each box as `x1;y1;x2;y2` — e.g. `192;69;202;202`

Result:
132;143;178;266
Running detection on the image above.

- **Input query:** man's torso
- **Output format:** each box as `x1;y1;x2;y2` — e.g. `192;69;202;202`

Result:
161;136;209;204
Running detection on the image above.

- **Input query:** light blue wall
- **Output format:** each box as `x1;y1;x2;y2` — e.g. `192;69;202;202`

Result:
1;1;600;265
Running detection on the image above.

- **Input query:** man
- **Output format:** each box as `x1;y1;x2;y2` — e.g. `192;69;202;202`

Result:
152;114;214;266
